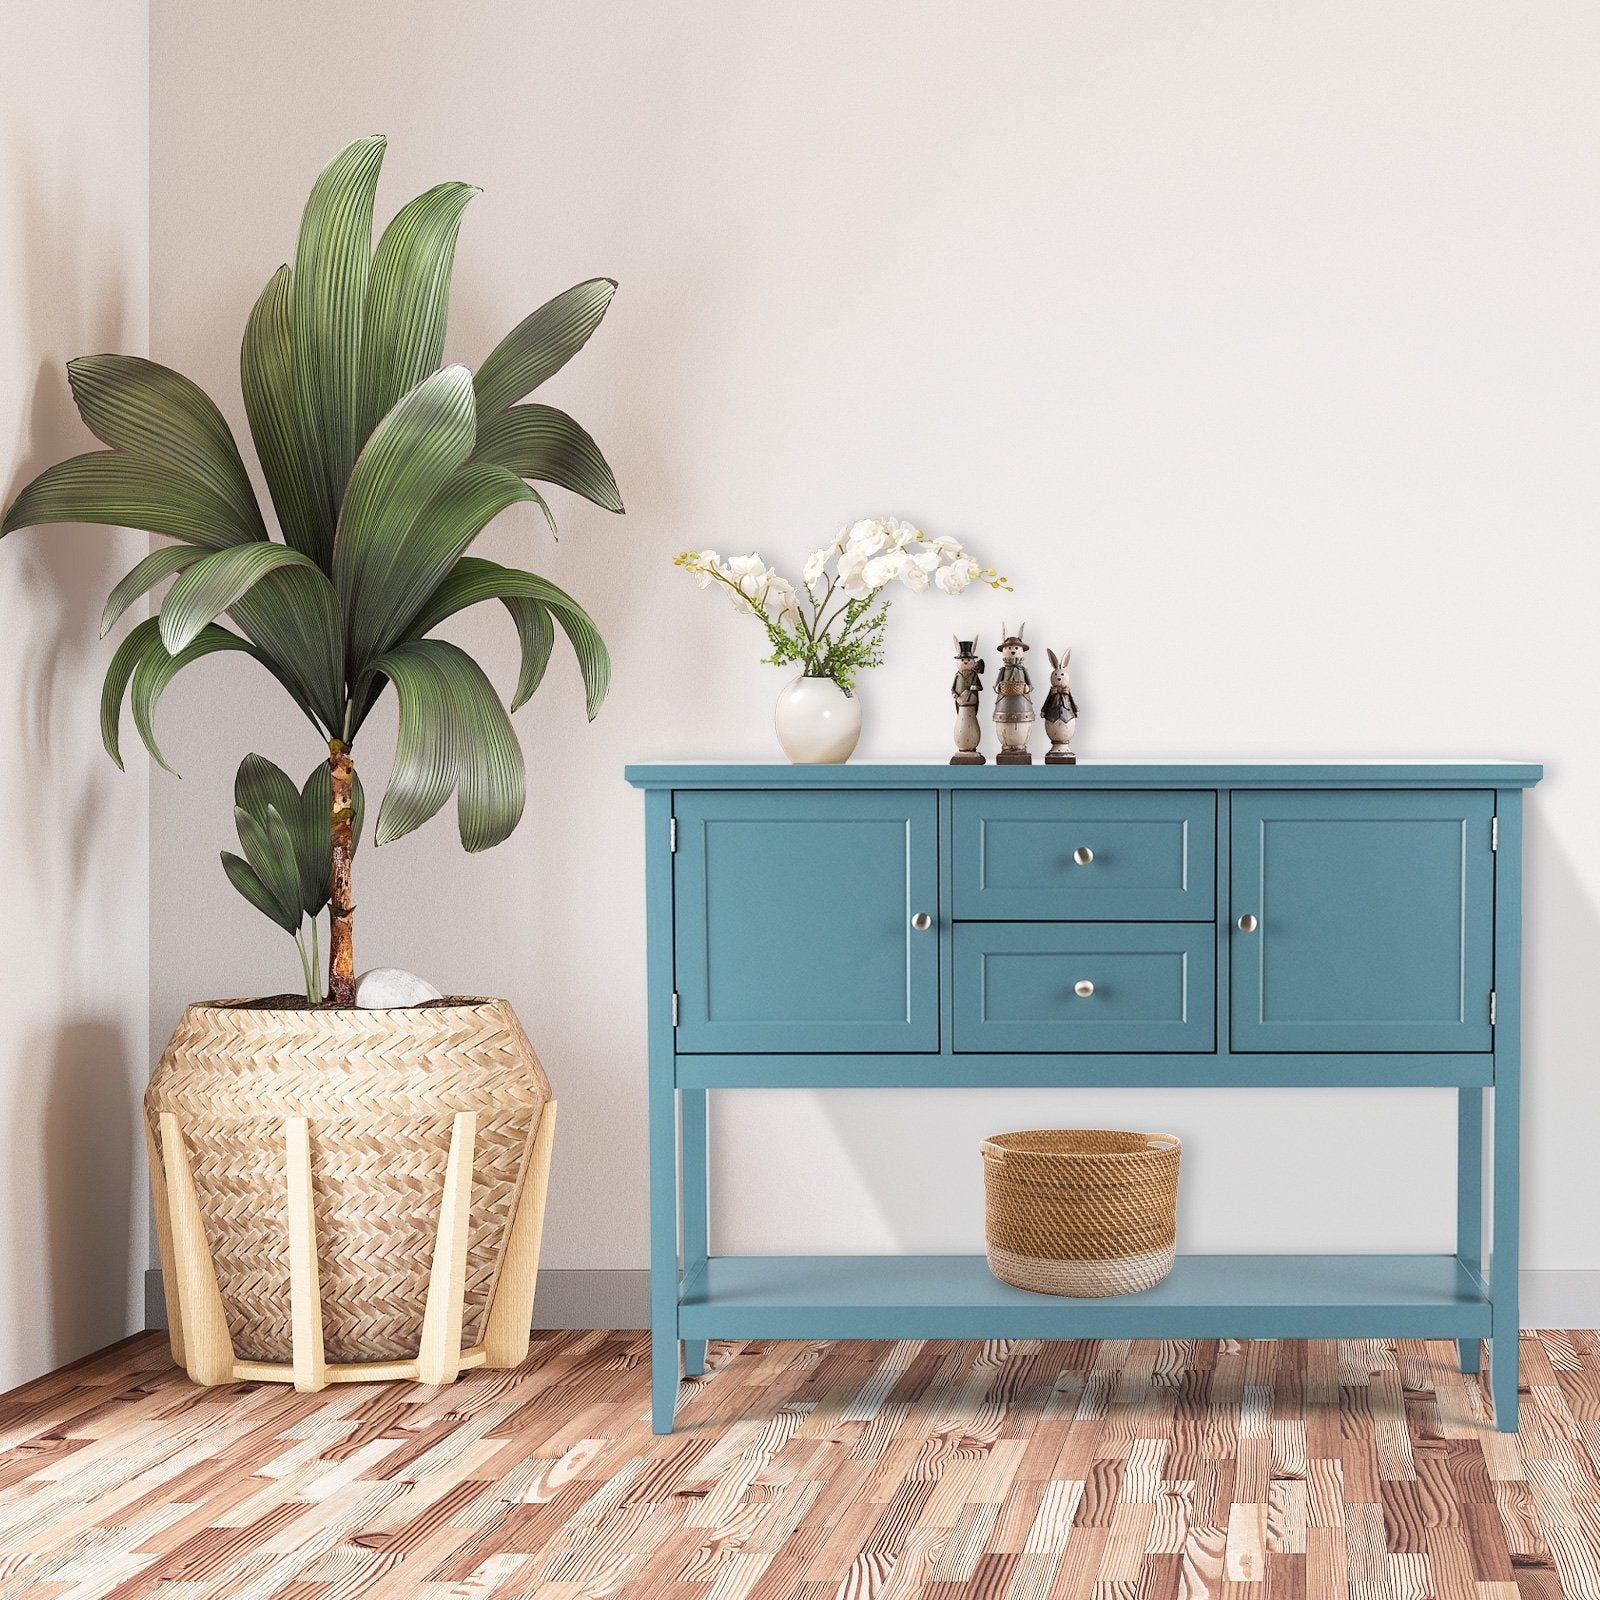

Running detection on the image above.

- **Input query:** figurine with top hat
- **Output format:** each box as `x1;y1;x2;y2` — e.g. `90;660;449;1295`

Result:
992;622;1035;764
950;636;985;764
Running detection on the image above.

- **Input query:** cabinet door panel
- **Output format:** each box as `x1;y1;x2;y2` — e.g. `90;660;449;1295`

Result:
1230;790;1495;1052
674;791;939;1053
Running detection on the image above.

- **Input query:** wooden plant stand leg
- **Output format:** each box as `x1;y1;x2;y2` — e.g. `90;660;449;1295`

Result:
417;1112;477;1385
144;1117;185;1371
158;1113;236;1386
285;1115;326;1392
482;1101;559;1367
151;1100;558;1391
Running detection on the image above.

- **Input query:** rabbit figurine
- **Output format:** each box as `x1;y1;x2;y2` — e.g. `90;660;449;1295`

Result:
1042;647;1079;764
992;623;1035;764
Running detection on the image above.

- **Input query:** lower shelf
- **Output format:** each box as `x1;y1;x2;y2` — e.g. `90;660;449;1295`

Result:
676;1254;1494;1342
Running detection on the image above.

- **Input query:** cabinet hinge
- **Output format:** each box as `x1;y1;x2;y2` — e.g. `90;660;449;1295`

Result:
1491;816;1498;853
672;992;680;1027
1489;990;1497;1026
670;817;678;853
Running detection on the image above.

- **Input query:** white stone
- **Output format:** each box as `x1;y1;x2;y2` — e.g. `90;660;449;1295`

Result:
354;967;444;1008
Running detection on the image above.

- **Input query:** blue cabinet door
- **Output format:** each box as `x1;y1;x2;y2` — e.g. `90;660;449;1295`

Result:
1231;790;1495;1052
674;791;939;1053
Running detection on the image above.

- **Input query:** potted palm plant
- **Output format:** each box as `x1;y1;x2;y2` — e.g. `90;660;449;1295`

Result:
1;136;621;1389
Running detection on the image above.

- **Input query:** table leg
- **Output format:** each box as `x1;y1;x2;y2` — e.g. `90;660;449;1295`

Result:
1489;1079;1520;1431
1487;788;1522;1432
1457;1087;1483;1375
645;790;681;1434
681;1088;708;1378
649;1074;681;1433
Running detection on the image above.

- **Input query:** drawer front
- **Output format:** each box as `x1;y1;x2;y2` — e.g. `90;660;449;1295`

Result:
952;791;1216;920
954;922;1216;1053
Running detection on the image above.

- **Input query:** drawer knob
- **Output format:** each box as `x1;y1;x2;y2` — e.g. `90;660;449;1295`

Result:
1237;913;1259;933
911;912;932;932
1074;980;1095;998
1073;846;1094;865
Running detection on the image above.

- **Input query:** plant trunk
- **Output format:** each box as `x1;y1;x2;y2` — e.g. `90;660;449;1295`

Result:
327;739;356;1006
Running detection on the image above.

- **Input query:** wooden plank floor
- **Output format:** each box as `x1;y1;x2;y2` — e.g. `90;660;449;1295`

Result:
0;1329;1592;1599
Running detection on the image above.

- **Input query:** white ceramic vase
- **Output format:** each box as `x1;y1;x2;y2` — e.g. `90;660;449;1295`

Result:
774;674;862;764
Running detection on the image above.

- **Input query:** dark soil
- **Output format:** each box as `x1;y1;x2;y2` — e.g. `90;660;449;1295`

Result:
215;995;486;1012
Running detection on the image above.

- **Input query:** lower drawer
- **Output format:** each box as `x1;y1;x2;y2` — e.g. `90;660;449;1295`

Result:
953;923;1216;1053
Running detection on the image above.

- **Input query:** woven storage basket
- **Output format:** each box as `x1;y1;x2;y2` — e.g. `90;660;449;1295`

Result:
145;998;550;1365
981;1129;1181;1297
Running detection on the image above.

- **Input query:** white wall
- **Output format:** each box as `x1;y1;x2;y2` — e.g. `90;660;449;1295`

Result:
147;3;1600;1294
0;1;150;1387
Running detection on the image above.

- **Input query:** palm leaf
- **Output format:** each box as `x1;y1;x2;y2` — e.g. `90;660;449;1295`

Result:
292;135;386;532
227;563;347;734
100;618;162;768
473;278;616;418
66;355;266;538
406;555;610;718
357;181;478;443
222;850;299;933
101;545;208;637
332;364;476;661
242;265;326;563
233;802;304;929
368;639;524;851
346;461;536;670
471;403;622;512
499;597;556;710
3;453;258;546
234;752;303;833
129;623;263;774
159;543;328;654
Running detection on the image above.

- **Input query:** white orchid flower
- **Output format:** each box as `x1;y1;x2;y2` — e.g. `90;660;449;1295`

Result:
934;558;979;594
802;546;831;588
767;577;801;628
845;519;888;557
862;551;908;590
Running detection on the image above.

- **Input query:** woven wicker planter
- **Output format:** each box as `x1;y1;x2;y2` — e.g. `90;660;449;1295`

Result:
145;997;556;1390
981;1129;1181;1297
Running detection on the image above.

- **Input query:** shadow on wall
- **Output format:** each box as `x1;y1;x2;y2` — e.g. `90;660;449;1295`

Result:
0;147;149;1376
43;1022;138;1351
0;1022;139;1372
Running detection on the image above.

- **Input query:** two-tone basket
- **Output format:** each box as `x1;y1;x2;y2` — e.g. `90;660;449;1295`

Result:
981;1129;1182;1297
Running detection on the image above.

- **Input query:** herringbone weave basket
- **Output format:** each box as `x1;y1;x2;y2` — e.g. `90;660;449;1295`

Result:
981;1129;1181;1297
146;998;551;1364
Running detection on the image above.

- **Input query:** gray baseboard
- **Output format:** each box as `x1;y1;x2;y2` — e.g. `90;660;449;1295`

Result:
144;1268;1600;1339
144;1266;649;1334
1519;1272;1600;1330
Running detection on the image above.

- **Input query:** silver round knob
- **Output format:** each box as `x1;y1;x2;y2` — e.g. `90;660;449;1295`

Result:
1074;980;1095;998
1073;846;1094;866
911;912;932;931
1237;914;1258;933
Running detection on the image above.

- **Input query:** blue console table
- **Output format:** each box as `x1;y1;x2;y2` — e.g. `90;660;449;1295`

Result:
626;761;1541;1434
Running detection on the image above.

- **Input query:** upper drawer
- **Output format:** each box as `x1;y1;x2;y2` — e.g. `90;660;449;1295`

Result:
952;791;1216;920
